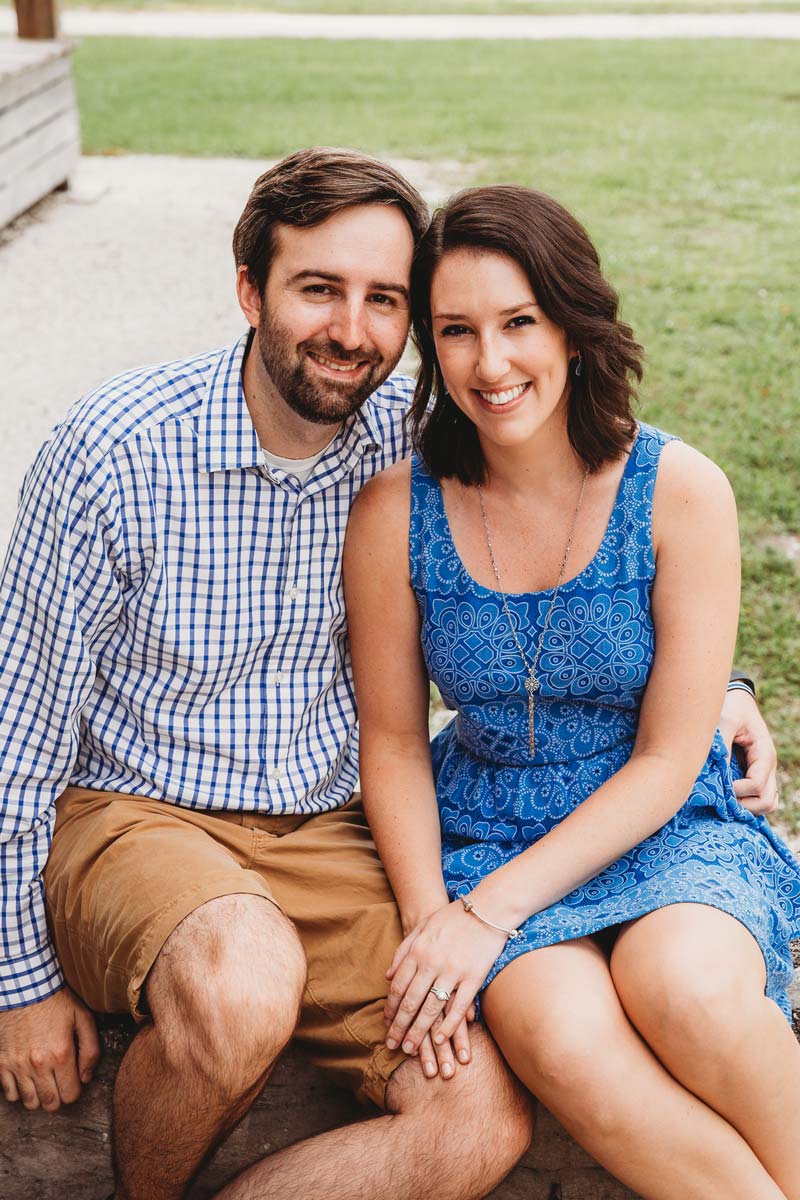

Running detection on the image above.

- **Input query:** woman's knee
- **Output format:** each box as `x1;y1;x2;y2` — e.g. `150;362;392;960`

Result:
147;894;307;1095
610;909;767;1059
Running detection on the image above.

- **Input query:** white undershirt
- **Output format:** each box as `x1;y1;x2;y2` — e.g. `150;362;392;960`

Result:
261;435;336;486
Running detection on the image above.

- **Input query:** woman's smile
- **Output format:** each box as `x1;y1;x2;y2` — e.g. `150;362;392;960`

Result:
430;248;571;448
474;381;531;412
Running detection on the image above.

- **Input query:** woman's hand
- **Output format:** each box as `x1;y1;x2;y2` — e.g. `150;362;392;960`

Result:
719;687;779;815
384;898;508;1057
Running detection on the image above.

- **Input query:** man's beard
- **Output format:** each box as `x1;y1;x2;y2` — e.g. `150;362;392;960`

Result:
256;305;399;427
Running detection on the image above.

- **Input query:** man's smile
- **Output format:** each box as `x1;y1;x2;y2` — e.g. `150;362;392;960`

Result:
306;350;371;379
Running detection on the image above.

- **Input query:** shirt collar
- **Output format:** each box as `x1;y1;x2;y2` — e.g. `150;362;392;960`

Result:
198;331;383;475
198;332;262;474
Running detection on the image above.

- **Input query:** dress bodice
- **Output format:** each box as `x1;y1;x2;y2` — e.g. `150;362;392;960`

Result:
409;424;674;768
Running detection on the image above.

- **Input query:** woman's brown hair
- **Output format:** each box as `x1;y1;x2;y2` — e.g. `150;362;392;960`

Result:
409;186;644;483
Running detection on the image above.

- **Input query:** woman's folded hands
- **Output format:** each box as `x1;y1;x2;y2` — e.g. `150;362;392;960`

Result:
383;898;508;1063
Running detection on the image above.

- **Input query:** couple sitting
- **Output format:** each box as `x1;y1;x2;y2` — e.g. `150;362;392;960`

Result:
0;147;798;1200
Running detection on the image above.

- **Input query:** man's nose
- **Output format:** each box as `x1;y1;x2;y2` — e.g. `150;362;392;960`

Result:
327;300;368;352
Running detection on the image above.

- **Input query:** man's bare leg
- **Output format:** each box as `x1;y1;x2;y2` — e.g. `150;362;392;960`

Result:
215;1026;533;1200
112;895;307;1200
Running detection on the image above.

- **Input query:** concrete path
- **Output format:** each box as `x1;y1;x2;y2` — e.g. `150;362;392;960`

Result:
1;7;799;39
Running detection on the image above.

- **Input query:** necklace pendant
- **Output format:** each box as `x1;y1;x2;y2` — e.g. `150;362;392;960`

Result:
525;671;539;755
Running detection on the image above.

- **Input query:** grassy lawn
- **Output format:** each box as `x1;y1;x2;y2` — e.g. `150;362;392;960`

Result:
47;0;800;14
72;36;800;818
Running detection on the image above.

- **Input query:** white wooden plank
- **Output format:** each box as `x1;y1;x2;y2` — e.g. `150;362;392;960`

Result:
0;103;79;184
0;73;76;152
0;50;71;112
0;38;70;83
0;132;79;227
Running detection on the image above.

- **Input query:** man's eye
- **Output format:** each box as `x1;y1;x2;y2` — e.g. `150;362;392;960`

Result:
304;284;333;296
369;293;396;307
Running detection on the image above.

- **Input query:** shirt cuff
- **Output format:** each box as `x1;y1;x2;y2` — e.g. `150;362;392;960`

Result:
0;943;66;1011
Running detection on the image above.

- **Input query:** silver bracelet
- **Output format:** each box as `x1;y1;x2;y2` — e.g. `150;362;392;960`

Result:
461;896;521;940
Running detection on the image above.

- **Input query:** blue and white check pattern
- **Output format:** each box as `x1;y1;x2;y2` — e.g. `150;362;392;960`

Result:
0;333;414;1009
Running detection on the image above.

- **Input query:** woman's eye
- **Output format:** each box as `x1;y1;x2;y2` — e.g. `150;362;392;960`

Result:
440;324;471;338
507;315;535;329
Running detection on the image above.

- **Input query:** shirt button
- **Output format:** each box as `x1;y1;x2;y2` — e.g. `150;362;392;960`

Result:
270;767;281;781
274;672;284;686
288;586;301;601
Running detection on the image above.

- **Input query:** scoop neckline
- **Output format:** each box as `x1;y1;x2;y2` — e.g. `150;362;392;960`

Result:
435;425;642;601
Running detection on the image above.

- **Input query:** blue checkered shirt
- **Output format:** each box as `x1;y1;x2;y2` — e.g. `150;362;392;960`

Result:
0;334;414;1009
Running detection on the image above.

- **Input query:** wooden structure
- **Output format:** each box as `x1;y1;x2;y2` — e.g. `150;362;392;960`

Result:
15;0;58;41
1;0;79;230
0;1021;638;1200
1;960;798;1200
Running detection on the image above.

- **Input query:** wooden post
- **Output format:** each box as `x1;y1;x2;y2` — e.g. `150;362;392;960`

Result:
14;0;58;40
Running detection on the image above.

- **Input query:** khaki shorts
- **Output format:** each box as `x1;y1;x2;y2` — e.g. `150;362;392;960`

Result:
44;787;407;1108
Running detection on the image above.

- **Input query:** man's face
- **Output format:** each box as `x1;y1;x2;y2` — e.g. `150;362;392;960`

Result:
253;205;415;425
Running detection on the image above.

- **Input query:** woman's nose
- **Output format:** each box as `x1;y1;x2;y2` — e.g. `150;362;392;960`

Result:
476;337;510;383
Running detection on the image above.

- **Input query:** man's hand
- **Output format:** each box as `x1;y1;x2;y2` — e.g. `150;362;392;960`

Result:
0;987;100;1112
719;687;779;816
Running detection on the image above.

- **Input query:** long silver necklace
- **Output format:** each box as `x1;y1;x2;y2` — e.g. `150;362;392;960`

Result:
477;466;590;755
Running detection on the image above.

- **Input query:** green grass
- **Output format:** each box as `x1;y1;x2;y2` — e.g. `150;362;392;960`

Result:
47;0;800;13
72;36;800;818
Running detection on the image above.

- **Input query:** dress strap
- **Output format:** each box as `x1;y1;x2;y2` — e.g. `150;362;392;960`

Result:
409;454;447;594
609;422;680;583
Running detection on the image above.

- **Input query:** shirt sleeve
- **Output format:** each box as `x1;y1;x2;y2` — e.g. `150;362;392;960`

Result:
0;425;125;1009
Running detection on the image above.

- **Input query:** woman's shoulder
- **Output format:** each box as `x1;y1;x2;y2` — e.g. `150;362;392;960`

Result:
649;429;736;537
347;459;413;547
654;434;732;499
354;457;412;509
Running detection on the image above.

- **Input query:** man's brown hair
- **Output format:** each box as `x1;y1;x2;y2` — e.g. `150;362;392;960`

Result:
233;147;430;295
409;186;644;484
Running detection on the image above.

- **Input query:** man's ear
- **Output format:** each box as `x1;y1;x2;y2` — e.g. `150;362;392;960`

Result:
236;265;262;329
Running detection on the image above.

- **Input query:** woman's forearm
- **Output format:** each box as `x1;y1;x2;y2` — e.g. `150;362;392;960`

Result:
470;750;705;932
360;735;450;932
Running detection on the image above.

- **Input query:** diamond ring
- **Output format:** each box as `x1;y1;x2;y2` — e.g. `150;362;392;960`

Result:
429;985;451;1003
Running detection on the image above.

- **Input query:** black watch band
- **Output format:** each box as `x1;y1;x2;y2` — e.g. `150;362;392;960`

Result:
728;670;756;699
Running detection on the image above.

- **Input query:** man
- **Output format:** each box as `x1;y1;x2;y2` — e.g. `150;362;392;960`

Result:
0;148;776;1200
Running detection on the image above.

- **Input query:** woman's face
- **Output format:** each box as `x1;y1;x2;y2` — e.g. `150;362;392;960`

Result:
430;248;572;452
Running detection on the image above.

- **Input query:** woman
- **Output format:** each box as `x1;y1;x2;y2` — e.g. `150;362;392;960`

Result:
343;186;800;1198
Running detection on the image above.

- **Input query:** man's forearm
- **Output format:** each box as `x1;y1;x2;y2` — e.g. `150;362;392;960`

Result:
0;426;119;1008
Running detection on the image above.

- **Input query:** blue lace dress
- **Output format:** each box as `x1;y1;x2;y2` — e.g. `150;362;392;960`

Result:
409;423;800;1018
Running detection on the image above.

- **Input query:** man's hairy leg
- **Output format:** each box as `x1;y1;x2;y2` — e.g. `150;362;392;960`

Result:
215;1026;533;1200
112;895;307;1200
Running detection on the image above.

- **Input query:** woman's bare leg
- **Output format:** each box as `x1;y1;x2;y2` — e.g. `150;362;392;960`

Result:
611;903;800;1199
482;936;786;1200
